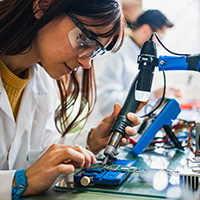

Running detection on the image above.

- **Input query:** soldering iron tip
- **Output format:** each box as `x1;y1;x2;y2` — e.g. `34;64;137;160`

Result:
103;156;109;165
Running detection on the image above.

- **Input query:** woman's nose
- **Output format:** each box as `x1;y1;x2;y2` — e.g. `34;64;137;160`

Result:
77;56;92;69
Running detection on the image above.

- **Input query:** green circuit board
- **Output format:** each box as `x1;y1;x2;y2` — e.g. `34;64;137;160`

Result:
89;163;180;176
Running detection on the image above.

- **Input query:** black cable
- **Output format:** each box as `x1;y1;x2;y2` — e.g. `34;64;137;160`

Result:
140;32;188;118
153;32;189;56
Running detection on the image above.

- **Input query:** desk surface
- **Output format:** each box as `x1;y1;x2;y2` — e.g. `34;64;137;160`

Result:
27;146;197;200
27;187;159;200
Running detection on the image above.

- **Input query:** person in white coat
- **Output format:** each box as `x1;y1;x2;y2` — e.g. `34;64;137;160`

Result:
0;0;143;199
85;7;177;128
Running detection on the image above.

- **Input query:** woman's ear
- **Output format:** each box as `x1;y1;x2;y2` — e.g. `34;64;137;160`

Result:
33;0;52;19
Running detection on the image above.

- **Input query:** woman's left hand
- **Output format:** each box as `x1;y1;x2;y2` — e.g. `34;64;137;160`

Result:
87;102;142;154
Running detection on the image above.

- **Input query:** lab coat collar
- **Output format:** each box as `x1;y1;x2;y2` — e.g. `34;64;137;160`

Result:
15;63;49;126
0;64;48;120
29;63;49;95
0;76;14;120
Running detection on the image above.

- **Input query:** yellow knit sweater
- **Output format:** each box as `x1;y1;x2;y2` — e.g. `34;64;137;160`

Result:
0;59;30;120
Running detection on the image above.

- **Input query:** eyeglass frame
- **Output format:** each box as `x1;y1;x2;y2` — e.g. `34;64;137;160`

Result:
67;12;106;58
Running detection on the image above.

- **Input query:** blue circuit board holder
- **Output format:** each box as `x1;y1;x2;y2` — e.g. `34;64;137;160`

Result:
74;159;136;186
131;98;181;156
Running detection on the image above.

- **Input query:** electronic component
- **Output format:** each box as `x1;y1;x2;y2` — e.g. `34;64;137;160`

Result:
179;157;200;191
180;173;199;191
195;122;200;156
131;98;181;155
179;163;200;191
74;159;136;186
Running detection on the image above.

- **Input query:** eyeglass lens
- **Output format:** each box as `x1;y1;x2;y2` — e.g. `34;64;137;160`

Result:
68;27;105;58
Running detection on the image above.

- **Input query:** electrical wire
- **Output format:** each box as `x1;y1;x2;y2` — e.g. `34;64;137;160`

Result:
152;32;189;56
140;32;191;118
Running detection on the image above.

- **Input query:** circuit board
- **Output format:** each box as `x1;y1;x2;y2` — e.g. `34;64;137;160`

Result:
89;163;180;176
55;148;200;199
74;159;136;186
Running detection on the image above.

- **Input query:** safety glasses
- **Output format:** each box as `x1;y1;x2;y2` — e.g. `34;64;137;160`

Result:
68;12;106;59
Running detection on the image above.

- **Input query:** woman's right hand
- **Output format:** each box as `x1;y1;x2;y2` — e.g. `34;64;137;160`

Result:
21;144;96;196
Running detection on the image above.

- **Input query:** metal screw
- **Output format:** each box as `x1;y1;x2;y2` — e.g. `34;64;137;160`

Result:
160;60;165;65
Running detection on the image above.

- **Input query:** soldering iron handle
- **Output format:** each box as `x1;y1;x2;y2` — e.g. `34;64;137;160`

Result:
111;75;141;136
103;36;158;163
111;38;158;137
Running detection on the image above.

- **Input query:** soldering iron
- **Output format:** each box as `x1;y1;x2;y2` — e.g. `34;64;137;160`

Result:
103;33;200;165
103;36;157;164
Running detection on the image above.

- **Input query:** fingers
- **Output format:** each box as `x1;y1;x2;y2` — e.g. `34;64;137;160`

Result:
113;103;141;126
127;112;141;126
121;128;137;146
57;163;75;174
50;144;96;169
125;113;140;137
121;137;130;145
23;144;96;196
125;126;137;136
120;112;140;145
102;103;122;123
43;144;96;174
112;103;121;118
70;146;96;169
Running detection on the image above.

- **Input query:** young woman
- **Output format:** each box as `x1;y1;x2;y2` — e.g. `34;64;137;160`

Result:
0;0;141;199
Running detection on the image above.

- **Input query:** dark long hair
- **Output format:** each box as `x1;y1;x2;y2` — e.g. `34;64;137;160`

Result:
0;0;124;136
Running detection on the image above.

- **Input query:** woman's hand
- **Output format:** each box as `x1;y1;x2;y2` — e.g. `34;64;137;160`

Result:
87;102;144;154
22;144;96;196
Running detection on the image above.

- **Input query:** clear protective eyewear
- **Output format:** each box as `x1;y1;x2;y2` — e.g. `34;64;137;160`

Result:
68;12;106;59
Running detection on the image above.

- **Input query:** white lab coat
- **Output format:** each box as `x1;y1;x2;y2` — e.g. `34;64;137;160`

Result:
0;63;89;200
